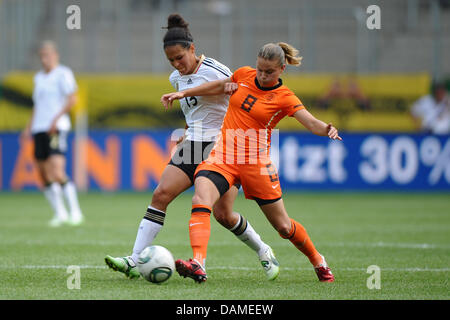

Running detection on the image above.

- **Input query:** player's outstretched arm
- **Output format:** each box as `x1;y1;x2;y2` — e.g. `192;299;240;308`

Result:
293;109;342;141
161;77;232;109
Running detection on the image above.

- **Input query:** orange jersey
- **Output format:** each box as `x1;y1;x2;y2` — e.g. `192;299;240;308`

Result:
212;66;305;164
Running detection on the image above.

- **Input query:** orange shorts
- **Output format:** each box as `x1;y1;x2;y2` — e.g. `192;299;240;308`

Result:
194;156;282;201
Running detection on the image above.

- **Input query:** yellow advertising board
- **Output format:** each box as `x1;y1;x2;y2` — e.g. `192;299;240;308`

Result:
0;71;431;132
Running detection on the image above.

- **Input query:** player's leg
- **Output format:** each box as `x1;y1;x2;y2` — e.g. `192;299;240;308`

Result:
37;159;68;226
212;186;279;280
105;164;192;279
47;153;84;225
107;139;202;279
133;139;200;261
189;175;221;264
175;172;224;283
34;132;70;227
60;177;84;225
258;198;334;282
48;132;84;225
131;164;192;262
211;186;239;229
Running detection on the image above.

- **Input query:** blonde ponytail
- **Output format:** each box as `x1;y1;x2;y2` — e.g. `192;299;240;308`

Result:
258;42;302;67
277;42;302;66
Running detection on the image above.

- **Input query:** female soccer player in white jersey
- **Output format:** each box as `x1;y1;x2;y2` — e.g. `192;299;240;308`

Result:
21;41;84;227
105;14;279;282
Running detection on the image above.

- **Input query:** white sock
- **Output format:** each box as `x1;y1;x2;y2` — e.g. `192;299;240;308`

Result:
230;214;269;256
131;206;165;263
62;181;83;220
43;182;69;221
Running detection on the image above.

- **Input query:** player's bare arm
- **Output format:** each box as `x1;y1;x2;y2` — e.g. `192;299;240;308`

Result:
161;77;232;109
48;93;77;134
293;108;342;141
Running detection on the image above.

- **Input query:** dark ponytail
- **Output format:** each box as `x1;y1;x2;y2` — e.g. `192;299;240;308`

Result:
163;14;193;49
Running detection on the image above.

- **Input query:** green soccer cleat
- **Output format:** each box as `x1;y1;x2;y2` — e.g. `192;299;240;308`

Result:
259;246;280;281
104;255;141;279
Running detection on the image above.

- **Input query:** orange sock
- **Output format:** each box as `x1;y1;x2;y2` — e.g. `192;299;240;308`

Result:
189;205;212;268
280;218;323;267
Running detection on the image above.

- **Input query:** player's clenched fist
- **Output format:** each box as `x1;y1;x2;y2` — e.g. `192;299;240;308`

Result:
224;82;238;95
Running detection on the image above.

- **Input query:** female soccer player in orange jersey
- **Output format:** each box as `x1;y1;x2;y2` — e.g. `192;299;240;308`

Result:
105;14;279;283
162;42;341;282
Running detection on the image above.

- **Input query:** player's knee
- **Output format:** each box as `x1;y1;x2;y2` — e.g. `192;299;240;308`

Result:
55;174;68;184
212;207;235;229
191;193;204;206
151;185;175;209
40;172;52;185
50;171;64;184
191;192;214;207
276;222;293;238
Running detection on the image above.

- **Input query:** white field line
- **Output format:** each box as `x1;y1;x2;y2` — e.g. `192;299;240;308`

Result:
328;242;449;249
2;240;449;250
2;265;449;272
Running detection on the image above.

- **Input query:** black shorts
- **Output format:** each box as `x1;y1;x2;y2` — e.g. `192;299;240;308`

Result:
168;139;241;191
196;170;230;197
33;131;68;161
168;140;215;184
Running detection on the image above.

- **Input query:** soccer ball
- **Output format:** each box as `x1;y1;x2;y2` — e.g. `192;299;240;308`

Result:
137;245;175;284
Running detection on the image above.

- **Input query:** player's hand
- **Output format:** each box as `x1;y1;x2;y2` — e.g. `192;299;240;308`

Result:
224;82;238;95
326;123;342;141
47;121;58;135
176;135;186;145
161;92;185;110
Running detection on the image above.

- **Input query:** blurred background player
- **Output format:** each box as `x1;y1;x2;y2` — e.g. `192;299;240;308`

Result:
318;77;371;112
20;41;84;227
162;42;341;283
104;14;279;281
410;81;450;134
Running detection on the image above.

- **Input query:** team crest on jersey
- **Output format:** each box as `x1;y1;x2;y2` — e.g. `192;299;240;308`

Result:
187;78;193;85
264;93;275;101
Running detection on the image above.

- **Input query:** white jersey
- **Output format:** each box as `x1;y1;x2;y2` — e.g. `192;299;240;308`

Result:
411;94;450;134
169;56;232;141
31;64;77;134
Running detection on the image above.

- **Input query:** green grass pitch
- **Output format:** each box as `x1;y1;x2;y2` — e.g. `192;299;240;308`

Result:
0;191;448;300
